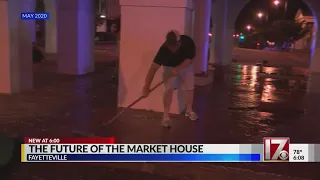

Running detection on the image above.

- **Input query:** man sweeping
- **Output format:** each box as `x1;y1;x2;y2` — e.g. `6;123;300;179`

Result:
142;30;198;127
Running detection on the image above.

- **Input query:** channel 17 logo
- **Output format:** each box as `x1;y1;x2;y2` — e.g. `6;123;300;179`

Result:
263;137;290;162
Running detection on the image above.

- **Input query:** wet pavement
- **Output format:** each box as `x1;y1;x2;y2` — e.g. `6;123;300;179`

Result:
0;49;320;179
232;48;310;68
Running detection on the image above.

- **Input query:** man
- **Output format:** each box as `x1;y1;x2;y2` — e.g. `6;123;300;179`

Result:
142;30;198;127
32;42;45;63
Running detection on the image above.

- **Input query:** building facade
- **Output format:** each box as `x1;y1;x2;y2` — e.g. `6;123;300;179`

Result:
294;8;314;50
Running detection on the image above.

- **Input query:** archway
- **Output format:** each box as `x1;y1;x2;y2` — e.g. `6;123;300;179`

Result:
208;0;320;93
219;0;320;111
209;0;319;70
232;0;318;69
0;0;97;93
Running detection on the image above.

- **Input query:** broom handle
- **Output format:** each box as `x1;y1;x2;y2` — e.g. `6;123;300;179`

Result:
107;80;165;123
124;80;164;109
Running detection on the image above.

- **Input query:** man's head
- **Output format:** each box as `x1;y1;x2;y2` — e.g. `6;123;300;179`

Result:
165;30;181;53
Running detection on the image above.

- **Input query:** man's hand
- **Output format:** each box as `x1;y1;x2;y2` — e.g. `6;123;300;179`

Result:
143;63;161;98
171;59;192;77
163;68;178;82
142;85;150;98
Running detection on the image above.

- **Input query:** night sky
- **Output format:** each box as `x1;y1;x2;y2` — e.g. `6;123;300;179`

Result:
234;0;312;32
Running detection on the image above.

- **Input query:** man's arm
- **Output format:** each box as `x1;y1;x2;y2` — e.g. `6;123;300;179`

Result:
144;46;164;89
144;63;161;89
173;59;192;73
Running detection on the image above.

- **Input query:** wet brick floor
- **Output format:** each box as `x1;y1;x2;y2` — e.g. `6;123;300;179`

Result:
0;53;320;179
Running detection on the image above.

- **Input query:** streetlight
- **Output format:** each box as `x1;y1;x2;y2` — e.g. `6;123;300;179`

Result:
246;25;251;31
273;0;288;18
257;12;268;22
273;0;280;6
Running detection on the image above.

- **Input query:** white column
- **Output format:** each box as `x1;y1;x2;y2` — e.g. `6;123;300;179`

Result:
24;0;36;42
56;0;95;75
119;0;193;114
44;0;57;53
0;0;33;93
193;0;211;74
213;0;234;66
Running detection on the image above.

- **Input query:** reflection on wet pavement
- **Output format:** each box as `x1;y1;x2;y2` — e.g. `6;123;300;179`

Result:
0;59;320;179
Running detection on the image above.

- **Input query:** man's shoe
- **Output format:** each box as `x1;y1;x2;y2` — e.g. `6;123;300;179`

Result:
185;111;198;121
161;117;171;127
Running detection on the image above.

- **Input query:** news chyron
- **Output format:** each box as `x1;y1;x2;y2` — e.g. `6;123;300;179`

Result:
263;137;290;162
21;12;50;20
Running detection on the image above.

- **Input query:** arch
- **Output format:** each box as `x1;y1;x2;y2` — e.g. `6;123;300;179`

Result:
231;0;319;65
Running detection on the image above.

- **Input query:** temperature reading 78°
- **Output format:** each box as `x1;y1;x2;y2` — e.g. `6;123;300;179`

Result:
292;149;305;161
293;149;302;154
